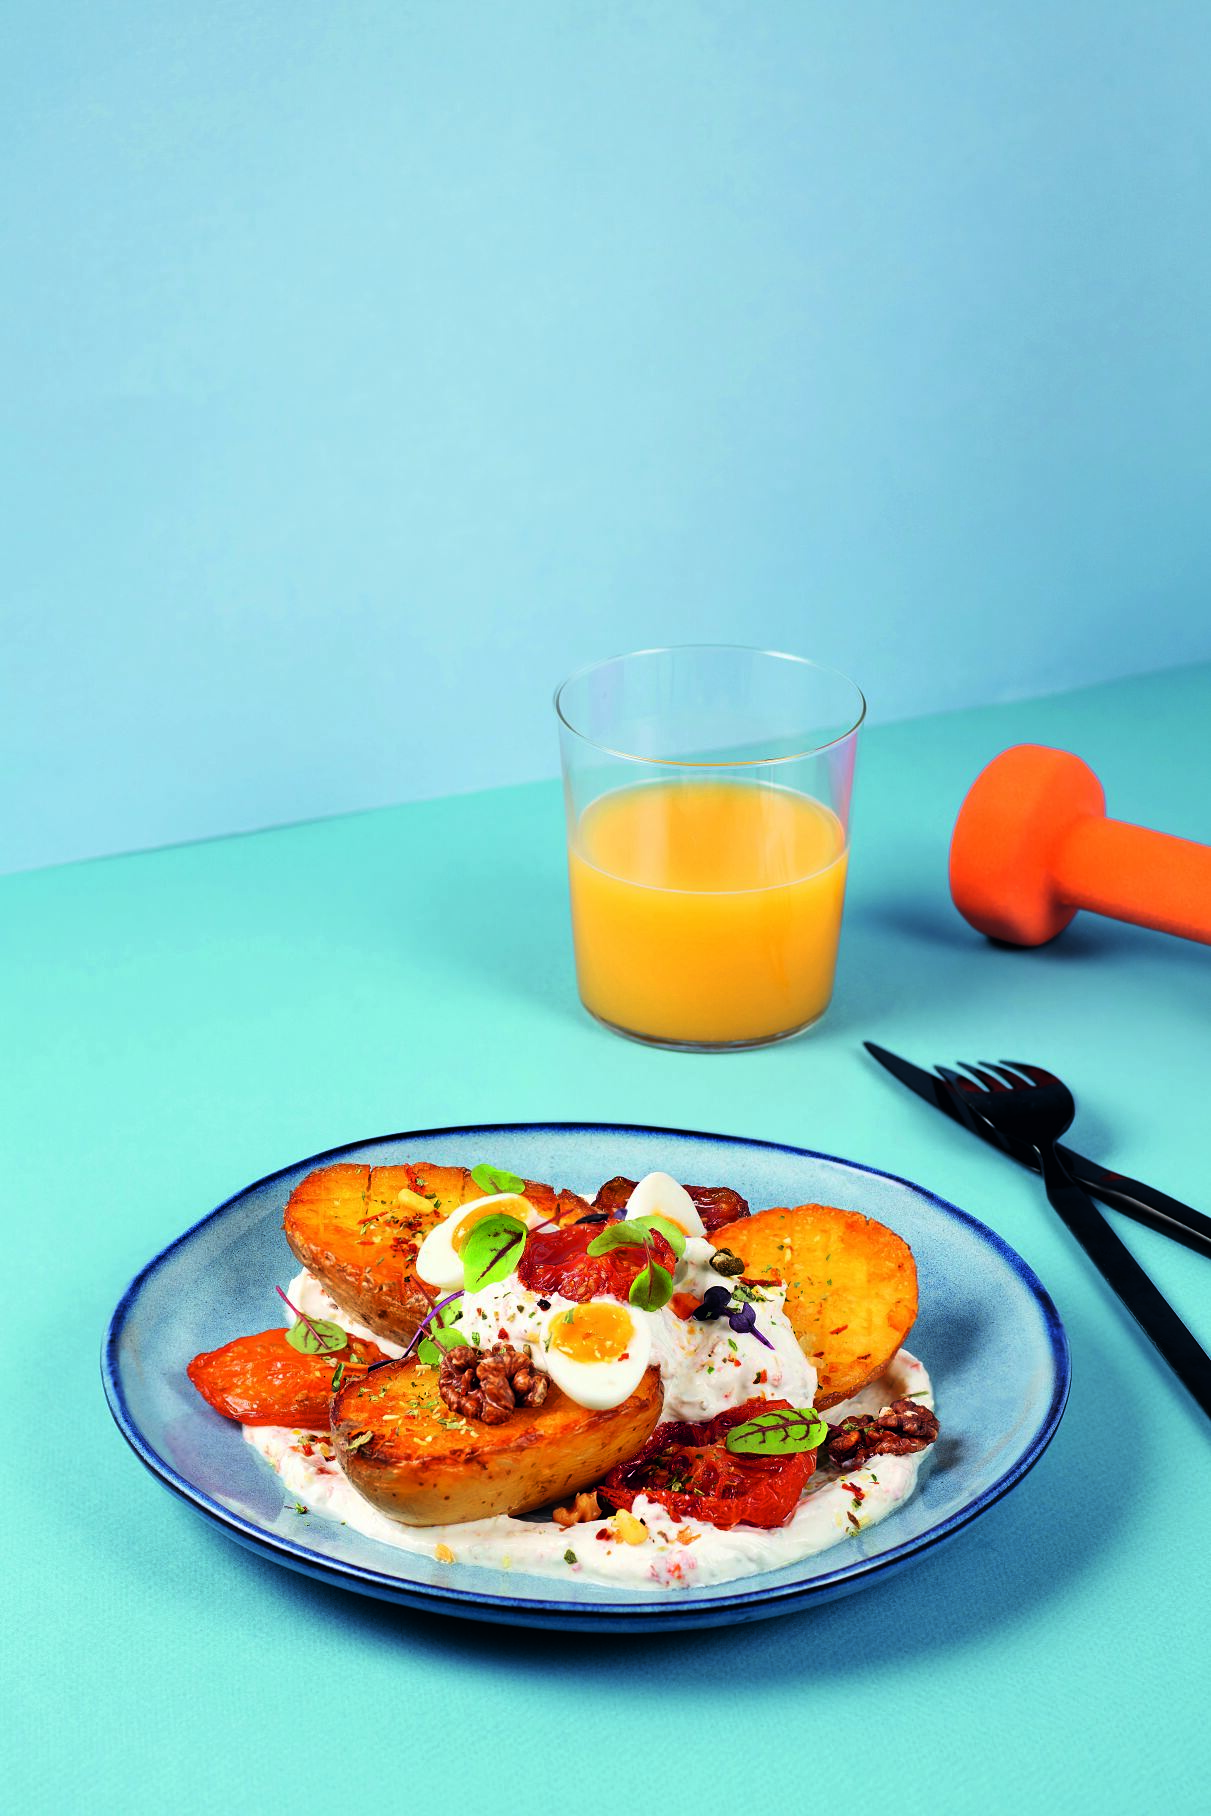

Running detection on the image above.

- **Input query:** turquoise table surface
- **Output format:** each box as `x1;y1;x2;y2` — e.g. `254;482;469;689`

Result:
6;663;1211;1815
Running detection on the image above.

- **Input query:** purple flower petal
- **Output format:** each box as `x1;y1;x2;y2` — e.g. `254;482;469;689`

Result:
691;1286;733;1322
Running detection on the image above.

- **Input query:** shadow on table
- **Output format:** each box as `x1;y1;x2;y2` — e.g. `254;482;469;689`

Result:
846;893;1211;1032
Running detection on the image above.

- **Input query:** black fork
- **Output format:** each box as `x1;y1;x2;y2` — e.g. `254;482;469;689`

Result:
937;1061;1211;1424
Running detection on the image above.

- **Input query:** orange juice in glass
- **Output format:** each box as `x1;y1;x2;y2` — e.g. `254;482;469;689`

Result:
555;648;864;1049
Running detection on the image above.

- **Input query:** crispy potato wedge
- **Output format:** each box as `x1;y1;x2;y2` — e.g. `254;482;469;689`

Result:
711;1205;918;1410
282;1162;591;1346
332;1357;663;1525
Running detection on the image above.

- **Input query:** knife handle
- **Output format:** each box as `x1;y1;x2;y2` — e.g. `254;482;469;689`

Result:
1056;1145;1211;1262
1040;1145;1211;1421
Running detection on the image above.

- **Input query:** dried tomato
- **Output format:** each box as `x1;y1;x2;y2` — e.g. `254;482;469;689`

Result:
187;1328;389;1427
599;1398;815;1530
516;1219;676;1303
592;1177;750;1234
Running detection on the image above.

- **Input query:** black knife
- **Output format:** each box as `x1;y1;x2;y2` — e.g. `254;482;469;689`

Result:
864;1041;1211;1262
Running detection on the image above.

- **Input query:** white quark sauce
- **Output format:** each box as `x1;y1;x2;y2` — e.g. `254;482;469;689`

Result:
250;1247;934;1591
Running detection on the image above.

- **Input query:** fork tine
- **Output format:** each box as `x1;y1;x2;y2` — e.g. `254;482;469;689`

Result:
985;1063;1029;1088
960;1063;1008;1092
1002;1061;1061;1088
935;1064;980;1092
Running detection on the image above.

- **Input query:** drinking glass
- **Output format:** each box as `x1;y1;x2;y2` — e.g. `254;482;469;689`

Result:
554;646;865;1050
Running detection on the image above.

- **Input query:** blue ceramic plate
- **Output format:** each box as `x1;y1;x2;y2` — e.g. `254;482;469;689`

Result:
102;1122;1068;1631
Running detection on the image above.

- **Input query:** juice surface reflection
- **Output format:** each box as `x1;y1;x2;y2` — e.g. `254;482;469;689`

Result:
567;780;848;1046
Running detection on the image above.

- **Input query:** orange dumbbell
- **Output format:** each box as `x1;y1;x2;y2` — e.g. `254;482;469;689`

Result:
949;744;1211;947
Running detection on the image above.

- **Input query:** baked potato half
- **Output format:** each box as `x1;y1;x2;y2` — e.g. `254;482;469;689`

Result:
332;1356;663;1525
282;1162;592;1346
711;1204;919;1410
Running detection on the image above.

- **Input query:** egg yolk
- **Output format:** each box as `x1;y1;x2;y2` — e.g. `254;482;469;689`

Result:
549;1303;634;1364
451;1196;530;1254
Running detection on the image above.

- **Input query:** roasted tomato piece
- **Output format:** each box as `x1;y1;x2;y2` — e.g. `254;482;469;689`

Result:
591;1177;750;1235
599;1398;815;1529
682;1185;752;1234
592;1179;643;1217
516;1219;677;1302
555;1187;595;1225
187;1328;389;1427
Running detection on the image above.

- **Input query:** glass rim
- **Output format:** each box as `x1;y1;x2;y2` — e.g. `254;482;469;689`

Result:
553;644;867;769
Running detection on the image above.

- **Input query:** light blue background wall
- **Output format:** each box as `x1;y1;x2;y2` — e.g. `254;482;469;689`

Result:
4;2;1211;875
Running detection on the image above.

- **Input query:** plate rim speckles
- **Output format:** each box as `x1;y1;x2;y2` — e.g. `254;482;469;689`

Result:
101;1120;1070;1631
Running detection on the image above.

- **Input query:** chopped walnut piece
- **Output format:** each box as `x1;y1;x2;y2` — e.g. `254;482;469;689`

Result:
824;1398;940;1473
552;1491;602;1530
437;1343;549;1425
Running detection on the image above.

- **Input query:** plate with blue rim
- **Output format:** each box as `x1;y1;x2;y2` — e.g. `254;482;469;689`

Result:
101;1121;1069;1632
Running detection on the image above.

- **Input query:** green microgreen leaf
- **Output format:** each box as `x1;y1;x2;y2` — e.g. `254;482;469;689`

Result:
470;1162;526;1196
460;1213;528;1291
628;1261;674;1313
418;1322;470;1365
416;1297;466;1365
587;1218;678;1308
585;1222;650;1257
401;1287;464;1364
724;1407;828;1456
330;1361;345;1393
585;1216;686;1260
276;1286;348;1354
286;1317;347;1356
634;1214;686;1260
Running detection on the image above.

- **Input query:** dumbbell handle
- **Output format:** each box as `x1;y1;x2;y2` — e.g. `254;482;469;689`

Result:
1055;817;1211;945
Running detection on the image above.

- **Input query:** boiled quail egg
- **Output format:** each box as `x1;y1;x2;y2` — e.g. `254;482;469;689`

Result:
541;1300;652;1410
415;1193;542;1291
624;1171;706;1239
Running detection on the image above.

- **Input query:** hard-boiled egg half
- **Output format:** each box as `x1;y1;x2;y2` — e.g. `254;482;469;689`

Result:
415;1193;543;1292
624;1172;706;1239
541;1300;652;1410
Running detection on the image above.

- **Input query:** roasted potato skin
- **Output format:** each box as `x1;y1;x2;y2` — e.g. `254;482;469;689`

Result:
711;1205;918;1410
282;1162;591;1346
332;1356;663;1525
283;1164;440;1346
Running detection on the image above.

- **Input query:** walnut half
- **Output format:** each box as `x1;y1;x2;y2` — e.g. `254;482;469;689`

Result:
824;1399;940;1473
437;1343;549;1425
